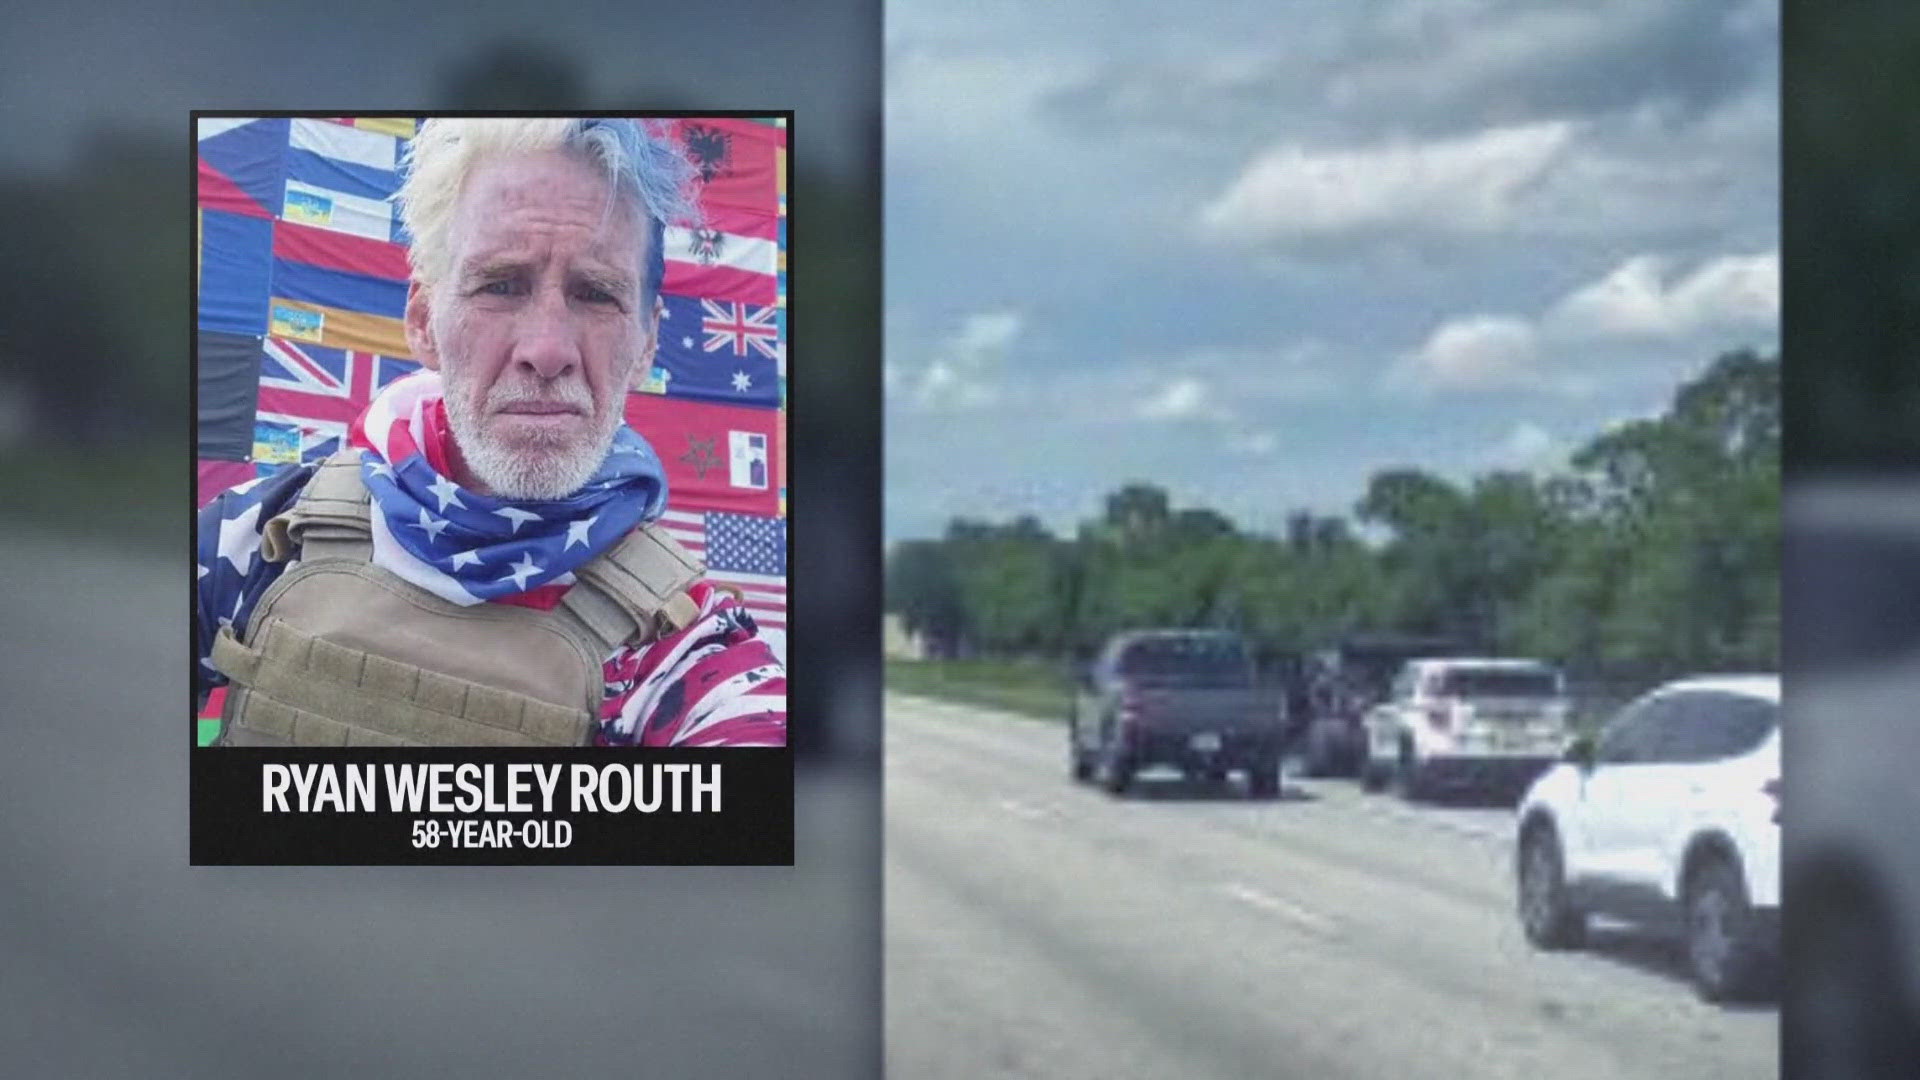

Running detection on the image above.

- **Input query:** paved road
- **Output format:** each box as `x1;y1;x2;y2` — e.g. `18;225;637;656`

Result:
0;526;880;1078
886;693;1777;1080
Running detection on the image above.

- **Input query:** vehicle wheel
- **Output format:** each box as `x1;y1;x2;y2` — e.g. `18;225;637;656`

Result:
1301;729;1331;777
1247;757;1281;799
1393;739;1425;802
1685;857;1771;1003
1348;738;1371;776
1199;766;1228;786
1517;822;1587;950
1099;750;1134;796
1359;756;1387;792
1332;739;1361;778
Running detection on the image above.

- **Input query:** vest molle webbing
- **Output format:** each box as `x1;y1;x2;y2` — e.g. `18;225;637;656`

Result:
209;449;705;747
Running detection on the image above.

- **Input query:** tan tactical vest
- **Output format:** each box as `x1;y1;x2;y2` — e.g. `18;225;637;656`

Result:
206;449;705;747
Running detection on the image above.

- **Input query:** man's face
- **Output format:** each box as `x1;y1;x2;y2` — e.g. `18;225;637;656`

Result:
406;148;659;500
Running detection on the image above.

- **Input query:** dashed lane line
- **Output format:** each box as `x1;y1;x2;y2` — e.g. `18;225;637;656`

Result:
996;798;1051;822
1214;882;1339;937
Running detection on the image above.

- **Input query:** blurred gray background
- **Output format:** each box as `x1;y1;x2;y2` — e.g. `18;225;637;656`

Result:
0;2;882;1077
1784;0;1920;1076
7;1;1920;1076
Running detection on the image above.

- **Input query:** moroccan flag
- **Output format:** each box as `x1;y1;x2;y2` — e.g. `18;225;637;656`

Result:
624;394;781;517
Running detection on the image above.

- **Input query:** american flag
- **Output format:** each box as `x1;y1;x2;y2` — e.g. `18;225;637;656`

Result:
658;509;787;630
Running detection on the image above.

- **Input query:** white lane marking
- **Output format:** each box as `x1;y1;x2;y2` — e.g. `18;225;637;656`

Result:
1383;808;1513;843
996;798;1049;822
1215;883;1338;936
1300;783;1515;843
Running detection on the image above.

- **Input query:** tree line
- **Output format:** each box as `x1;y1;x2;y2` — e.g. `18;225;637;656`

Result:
887;351;1779;677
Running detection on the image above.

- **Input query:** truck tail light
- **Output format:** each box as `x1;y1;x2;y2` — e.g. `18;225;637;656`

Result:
1117;682;1141;742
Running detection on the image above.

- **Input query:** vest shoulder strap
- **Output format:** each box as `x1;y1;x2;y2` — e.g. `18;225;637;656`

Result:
262;448;373;564
559;521;707;651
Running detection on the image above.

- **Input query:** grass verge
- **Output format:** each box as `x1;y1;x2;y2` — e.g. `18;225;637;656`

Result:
885;657;1073;722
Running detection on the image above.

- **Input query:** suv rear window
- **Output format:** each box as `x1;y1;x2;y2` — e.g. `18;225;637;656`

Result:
1119;637;1253;686
1435;669;1559;697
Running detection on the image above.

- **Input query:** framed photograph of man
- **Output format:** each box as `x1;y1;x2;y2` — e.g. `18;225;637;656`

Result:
191;113;793;863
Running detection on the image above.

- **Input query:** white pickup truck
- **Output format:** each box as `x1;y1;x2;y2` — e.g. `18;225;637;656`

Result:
1360;657;1571;802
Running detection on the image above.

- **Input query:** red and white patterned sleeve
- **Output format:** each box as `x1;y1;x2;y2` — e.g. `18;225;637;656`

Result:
595;582;788;747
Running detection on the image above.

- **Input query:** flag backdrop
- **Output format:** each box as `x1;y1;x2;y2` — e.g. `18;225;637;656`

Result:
194;115;791;731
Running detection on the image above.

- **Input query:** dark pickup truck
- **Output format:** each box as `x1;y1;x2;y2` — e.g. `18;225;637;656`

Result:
1068;629;1287;797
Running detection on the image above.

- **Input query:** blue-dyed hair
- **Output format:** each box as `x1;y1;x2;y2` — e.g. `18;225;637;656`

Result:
576;117;703;303
396;117;702;306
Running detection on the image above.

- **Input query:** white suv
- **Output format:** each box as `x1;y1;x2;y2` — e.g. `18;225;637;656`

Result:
1360;658;1572;801
1514;675;1780;1002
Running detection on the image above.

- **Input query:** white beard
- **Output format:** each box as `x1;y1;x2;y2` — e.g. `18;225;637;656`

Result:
441;366;625;501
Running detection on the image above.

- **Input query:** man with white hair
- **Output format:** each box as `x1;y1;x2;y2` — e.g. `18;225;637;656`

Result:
193;117;786;747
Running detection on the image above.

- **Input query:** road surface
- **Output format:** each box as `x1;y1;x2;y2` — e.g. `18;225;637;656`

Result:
886;692;1777;1079
0;525;880;1078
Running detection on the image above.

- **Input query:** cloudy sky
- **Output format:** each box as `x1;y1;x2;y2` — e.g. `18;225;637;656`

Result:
884;0;1778;543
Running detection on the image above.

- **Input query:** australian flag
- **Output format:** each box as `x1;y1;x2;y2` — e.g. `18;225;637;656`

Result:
648;293;781;408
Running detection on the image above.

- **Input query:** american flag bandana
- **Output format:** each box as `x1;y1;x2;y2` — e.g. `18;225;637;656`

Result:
348;370;669;606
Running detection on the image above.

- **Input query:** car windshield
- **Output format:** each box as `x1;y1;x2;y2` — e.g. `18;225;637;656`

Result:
1438;669;1559;697
1120;637;1253;687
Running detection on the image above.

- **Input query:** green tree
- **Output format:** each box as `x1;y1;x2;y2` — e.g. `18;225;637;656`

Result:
885;540;966;655
1567;351;1780;668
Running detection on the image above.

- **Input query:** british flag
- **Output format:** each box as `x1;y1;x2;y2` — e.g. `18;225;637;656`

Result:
257;337;419;461
701;300;781;360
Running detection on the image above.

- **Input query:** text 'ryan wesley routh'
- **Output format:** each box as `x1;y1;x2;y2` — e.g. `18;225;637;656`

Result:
260;762;722;814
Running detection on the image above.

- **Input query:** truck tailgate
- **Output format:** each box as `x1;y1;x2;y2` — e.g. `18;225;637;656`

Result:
1128;688;1280;733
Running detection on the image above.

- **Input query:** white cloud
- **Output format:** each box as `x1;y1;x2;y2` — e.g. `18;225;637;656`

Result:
953;310;1023;354
1387;247;1779;399
1231;430;1279;457
1127;345;1340;425
1390;314;1541;392
893;308;1025;412
1137;376;1225;422
884;0;1776;542
1154;342;1345;406
1546;251;1778;338
1199;121;1575;242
